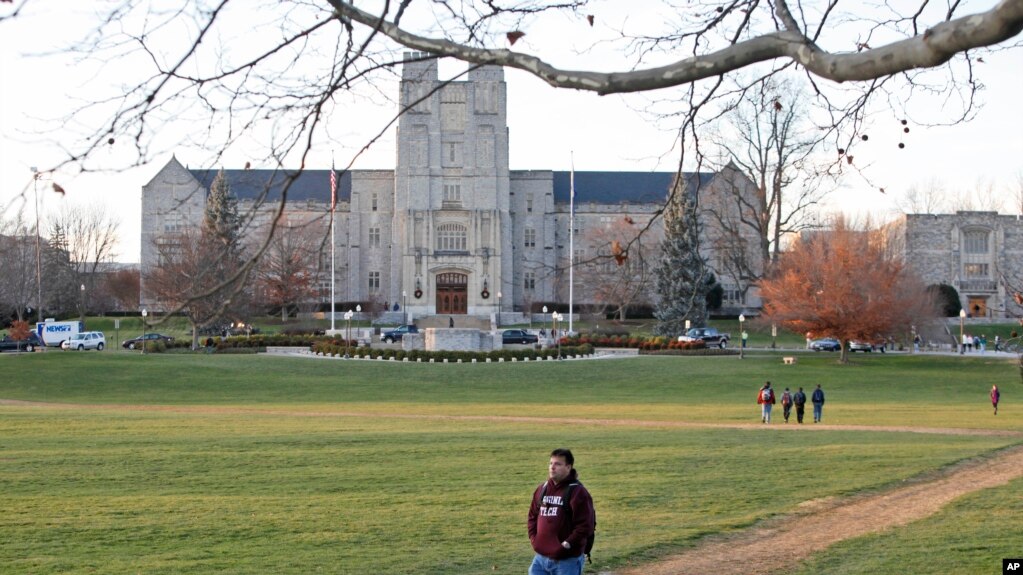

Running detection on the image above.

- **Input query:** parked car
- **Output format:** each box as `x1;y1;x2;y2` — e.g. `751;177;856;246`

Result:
849;340;875;352
679;327;731;349
809;337;841;352
122;333;175;350
502;329;538;344
380;324;419;343
61;331;106;351
0;332;42;353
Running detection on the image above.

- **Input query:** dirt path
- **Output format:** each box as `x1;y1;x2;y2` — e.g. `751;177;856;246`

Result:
611;443;1023;575
1;399;1019;437
4;399;1022;575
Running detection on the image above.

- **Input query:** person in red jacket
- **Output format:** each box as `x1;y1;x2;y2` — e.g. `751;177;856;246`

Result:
527;448;595;575
757;381;776;423
991;384;1001;415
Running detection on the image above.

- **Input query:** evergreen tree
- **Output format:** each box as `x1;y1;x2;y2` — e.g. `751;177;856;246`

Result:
203;169;241;253
654;180;711;337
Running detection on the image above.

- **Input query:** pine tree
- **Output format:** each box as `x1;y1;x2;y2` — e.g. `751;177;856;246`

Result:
654;179;711;337
203;169;241;253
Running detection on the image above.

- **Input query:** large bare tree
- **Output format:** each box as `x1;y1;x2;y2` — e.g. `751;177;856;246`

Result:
0;211;39;322
46;204;120;317
705;78;836;274
575;216;659;321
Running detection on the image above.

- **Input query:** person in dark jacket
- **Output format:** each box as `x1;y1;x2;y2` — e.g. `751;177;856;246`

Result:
812;384;826;423
793;387;807;424
780;387;793;423
991;384;1001;415
527;448;595;575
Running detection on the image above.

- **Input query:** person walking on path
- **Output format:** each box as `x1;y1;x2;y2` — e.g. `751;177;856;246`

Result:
757;381;776;423
527;448;596;575
780;387;793;423
448;316;454;328
812;384;826;423
991;384;1001;415
793;387;807;424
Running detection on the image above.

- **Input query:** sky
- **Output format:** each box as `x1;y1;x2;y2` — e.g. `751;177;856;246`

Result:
1;1;1021;264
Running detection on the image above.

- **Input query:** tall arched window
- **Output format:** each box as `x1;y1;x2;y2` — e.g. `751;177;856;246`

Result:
436;223;467;252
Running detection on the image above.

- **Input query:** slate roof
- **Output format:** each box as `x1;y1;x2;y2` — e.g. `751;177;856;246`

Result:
188;169;357;203
552;171;716;204
184;167;717;206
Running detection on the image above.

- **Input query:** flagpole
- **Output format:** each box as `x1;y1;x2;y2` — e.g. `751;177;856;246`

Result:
330;156;337;334
569;151;575;334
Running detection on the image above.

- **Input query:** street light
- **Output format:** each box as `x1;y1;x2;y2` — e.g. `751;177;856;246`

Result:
959;308;966;354
771;323;777;350
79;284;85;323
140;309;148;355
542;305;548;340
497;291;502;327
402;290;407;325
556;311;564;356
31;167;42;324
739;314;746;360
344;309;353;359
685;319;691;332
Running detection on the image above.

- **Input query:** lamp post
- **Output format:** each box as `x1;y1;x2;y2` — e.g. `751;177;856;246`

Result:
552;312;562;359
543;305;548;341
959;308;966;354
344;309;353;359
739;314;746;360
31;167;42;324
497;291;502;328
140;309;147;355
771;323;777;350
79;284;85;323
685;319;691;333
402;290;407;325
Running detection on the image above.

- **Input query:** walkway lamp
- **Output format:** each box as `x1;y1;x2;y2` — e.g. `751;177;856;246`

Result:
959;308;966;354
140;309;147;355
344;309;353;359
739;314;746;360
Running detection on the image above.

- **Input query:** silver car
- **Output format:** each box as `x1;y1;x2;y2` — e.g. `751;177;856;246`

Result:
61;331;106;351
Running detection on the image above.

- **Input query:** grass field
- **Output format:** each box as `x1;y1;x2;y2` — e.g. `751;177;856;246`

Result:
1;351;1020;574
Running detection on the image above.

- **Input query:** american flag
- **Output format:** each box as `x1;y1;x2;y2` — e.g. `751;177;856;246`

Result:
330;164;337;211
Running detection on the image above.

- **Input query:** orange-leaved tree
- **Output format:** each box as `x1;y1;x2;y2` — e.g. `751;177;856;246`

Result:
761;218;936;363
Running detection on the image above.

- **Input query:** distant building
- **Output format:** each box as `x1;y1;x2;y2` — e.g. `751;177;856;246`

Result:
140;55;764;319
904;211;1023;318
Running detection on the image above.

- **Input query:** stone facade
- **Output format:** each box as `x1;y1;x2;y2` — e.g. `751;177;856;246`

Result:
139;54;764;317
904;211;1023;318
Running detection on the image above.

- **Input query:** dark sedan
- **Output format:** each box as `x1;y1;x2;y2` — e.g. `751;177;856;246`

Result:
122;333;175;349
809;338;841;352
502;329;538;344
0;332;42;353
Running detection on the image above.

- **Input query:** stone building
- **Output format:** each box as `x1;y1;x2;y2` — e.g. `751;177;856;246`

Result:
904;211;1023;318
140;54;763;319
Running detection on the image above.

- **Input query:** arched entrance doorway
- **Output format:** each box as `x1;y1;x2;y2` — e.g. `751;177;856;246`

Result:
436;273;468;315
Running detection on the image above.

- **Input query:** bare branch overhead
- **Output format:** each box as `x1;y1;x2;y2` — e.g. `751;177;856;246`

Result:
330;0;1023;94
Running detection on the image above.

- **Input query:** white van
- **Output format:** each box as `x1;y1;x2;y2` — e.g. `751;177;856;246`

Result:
35;319;84;348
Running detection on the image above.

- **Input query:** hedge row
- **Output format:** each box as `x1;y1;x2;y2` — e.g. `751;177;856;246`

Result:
562;335;707;351
310;342;595;362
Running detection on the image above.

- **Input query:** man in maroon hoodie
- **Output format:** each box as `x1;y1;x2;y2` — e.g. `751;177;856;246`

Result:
527;448;595;575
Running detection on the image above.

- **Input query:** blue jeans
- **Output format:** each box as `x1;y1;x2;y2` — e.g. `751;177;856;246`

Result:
529;553;585;575
761;403;773;423
813;404;823;422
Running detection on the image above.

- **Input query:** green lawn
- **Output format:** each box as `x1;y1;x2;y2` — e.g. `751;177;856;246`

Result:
0;353;1020;574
